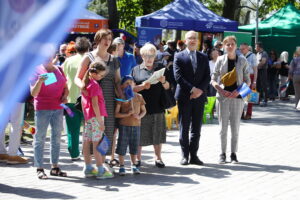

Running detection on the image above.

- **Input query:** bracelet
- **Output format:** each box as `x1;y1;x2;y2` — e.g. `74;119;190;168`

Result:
253;82;256;83
162;81;167;84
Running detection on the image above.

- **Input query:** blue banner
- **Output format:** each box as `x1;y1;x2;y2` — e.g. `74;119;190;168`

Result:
0;0;88;134
137;27;162;46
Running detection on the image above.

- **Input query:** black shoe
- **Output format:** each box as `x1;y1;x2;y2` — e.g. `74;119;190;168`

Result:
155;160;165;168
136;160;141;168
189;157;204;165
180;157;189;165
219;153;226;164
230;153;239;164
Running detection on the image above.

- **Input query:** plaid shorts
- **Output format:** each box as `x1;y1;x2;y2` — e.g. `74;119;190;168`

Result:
116;125;140;156
83;117;104;142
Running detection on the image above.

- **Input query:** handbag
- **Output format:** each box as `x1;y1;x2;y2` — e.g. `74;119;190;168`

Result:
97;133;110;155
161;88;176;109
221;67;237;87
74;96;82;112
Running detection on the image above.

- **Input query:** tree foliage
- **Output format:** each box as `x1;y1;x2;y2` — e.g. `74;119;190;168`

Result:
258;0;300;19
88;0;108;18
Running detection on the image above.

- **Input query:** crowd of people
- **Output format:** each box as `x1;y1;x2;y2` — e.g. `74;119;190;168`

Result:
1;28;300;181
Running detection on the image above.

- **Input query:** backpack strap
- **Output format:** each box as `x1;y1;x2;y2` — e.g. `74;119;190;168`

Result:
246;52;253;59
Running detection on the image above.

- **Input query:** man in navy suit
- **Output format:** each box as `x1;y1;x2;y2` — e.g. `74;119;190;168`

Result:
174;31;211;165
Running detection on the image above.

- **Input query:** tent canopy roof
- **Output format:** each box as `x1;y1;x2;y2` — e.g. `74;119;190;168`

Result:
77;9;107;20
239;3;300;36
135;0;238;32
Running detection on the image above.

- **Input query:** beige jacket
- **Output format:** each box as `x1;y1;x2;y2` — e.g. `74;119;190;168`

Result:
211;54;250;99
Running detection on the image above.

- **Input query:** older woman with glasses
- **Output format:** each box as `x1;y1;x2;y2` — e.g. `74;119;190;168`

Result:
131;43;170;168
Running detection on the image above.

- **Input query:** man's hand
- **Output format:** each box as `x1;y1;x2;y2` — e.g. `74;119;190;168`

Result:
190;88;203;99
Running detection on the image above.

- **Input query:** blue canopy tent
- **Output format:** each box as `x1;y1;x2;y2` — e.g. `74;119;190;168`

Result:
135;0;238;32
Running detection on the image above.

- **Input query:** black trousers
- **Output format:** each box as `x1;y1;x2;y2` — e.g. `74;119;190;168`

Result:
178;97;205;159
257;69;268;102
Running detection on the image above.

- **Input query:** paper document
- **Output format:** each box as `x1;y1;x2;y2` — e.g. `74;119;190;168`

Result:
143;68;165;84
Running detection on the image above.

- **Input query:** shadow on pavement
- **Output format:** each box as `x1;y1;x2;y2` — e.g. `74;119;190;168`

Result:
206;162;300;173
0;184;75;199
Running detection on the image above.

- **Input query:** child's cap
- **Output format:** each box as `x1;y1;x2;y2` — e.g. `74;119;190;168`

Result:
121;75;134;85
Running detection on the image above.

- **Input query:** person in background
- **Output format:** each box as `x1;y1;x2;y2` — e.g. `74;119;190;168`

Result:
174;31;210;166
107;43;118;56
177;40;186;52
115;75;146;176
113;37;136;78
52;43;67;65
289;47;300;108
214;40;224;55
131;43;170;168
30;55;68;179
255;42;269;107
267;50;279;101
65;41;77;58
0;101;28;164
133;43;143;65
239;43;258;120
211;35;250;164
278;51;290;100
62;37;91;161
208;48;219;96
156;42;165;61
202;39;213;60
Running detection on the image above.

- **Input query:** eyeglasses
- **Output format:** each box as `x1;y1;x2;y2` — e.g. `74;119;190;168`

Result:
143;54;156;59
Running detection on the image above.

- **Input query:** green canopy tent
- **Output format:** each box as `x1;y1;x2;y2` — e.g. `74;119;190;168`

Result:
239;3;300;60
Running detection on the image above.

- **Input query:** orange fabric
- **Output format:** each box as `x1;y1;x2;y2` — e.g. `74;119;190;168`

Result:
71;19;109;33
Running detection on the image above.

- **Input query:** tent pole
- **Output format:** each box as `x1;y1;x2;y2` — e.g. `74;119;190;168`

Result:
255;0;259;44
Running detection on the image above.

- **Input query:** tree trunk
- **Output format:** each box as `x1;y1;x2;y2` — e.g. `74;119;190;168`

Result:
107;0;118;29
222;0;241;21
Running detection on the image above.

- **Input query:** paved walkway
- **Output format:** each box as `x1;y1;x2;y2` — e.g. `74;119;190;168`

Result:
1;99;300;200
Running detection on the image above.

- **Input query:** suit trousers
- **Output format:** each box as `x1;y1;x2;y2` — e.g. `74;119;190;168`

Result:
217;98;244;154
178;97;205;159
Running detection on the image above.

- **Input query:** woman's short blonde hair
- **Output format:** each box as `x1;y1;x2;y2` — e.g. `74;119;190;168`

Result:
140;43;157;57
222;35;237;45
280;51;289;63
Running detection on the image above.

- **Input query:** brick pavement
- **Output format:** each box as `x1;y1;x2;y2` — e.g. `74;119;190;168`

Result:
0;99;300;200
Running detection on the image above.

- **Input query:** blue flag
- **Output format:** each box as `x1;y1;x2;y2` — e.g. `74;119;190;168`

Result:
0;0;88;134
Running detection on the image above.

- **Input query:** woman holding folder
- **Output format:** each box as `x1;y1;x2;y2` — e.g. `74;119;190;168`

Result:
131;43;170;168
210;36;250;164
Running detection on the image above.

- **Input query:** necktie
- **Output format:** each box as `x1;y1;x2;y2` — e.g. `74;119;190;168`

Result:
191;51;197;73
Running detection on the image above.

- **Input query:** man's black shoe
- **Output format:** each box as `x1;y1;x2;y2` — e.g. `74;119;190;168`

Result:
180;157;189;165
189;157;204;165
230;153;239;164
219;153;226;164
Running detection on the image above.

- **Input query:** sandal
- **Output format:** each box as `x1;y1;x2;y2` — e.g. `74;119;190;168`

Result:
50;167;67;177
37;169;48;180
109;159;120;167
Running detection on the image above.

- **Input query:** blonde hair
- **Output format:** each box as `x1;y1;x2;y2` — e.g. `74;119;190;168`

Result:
140;43;157;57
279;51;289;63
222;35;237;45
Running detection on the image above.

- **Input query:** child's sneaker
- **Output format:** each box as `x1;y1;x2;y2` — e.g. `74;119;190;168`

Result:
132;166;141;175
84;167;98;177
96;170;114;179
119;167;126;176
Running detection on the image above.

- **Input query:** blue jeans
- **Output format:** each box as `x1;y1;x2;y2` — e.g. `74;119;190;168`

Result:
34;109;63;168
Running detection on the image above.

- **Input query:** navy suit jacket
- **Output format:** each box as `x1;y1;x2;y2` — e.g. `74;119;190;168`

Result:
173;49;211;102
